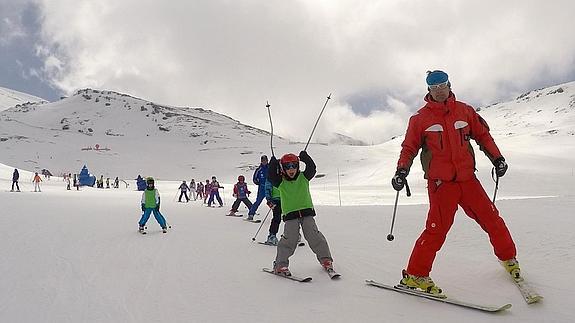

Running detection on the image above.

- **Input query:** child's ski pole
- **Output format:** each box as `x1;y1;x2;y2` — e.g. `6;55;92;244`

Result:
304;93;331;151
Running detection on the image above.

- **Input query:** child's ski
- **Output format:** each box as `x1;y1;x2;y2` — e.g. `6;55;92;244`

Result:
326;268;341;279
263;268;312;282
257;241;306;247
365;280;512;313
511;276;543;304
244;219;262;223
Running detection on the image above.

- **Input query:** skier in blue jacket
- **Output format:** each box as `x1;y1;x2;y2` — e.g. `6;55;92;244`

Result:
248;155;268;220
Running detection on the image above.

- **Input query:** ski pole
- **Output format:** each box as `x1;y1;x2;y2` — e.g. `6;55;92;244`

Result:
304;93;332;151
387;178;411;242
266;101;275;157
251;206;273;241
491;167;499;204
387;190;400;241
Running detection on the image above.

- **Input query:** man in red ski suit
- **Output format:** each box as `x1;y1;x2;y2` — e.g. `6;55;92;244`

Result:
392;70;520;294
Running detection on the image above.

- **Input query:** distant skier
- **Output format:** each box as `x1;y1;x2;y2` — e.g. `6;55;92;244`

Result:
247;155;268;220
263;178;281;245
66;173;71;190
73;174;79;190
178;180;190;202
196;181;204;200
391;70;519;295
207;176;224;207
268;151;335;276
106;177;110;189
228;175;253;216
189;179;197;200
138;177;168;233
114;177;119;189
203;179;211;204
32;172;42;192
11;169;20;192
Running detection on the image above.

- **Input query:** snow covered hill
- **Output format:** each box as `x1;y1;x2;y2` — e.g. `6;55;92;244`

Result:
0;86;47;111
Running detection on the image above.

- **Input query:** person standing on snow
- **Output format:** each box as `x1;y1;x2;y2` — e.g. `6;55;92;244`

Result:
391;70;519;295
178;180;190;202
66;173;72;190
207;176;224;207
203;179;211;204
32;172;42;192
268;151;335;276
247;155;269;220
227;175;253;216
196;181;204;200
11;169;20;192
139;177;168;233
263;178;282;245
189;179;197;200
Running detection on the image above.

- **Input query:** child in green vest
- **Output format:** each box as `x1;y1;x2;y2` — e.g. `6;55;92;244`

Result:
139;177;168;233
268;151;334;276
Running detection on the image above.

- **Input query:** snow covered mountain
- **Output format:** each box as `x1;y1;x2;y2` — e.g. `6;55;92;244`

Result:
0;86;47;111
0;88;284;180
1;81;574;202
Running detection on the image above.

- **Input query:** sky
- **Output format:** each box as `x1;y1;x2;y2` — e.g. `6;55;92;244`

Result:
1;0;575;143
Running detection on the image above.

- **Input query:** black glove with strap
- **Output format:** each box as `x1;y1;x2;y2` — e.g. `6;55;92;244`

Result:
493;157;508;178
391;168;409;191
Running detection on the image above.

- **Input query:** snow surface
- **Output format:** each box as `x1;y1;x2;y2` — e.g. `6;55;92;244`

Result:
1;82;575;322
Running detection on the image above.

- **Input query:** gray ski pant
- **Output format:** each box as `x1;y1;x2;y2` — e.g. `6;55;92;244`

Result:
274;216;332;268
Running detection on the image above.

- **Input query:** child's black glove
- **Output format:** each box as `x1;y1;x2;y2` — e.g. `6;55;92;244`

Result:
141;204;145;211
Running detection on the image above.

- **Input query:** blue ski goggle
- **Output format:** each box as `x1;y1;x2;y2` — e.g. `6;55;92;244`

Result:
282;162;299;170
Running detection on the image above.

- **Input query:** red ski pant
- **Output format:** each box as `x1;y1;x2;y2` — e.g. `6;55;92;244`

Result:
406;177;516;277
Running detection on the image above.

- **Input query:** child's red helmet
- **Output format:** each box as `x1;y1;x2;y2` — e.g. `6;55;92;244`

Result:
280;153;299;172
238;175;245;182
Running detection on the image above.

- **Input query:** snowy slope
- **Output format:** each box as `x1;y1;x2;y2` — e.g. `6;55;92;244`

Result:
0;86;47;111
1;82;575;322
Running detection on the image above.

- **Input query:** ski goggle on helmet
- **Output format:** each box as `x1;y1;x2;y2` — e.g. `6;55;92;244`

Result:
146;177;155;187
280;153;299;171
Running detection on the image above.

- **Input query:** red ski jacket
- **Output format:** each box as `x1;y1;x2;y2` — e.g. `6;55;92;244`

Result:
397;93;502;182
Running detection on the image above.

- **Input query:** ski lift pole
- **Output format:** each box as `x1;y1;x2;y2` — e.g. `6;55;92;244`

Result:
304;93;332;151
266;101;275;157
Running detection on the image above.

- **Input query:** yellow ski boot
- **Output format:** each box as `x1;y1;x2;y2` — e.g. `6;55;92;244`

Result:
400;269;444;296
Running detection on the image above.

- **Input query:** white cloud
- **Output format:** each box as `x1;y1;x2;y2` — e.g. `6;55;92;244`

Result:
31;0;575;142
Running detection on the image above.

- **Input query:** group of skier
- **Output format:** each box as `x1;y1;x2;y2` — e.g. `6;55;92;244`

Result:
10;169;44;192
176;177;224;206
136;70;522;296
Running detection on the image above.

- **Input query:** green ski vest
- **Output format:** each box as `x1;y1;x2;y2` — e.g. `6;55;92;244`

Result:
144;189;158;208
278;174;313;214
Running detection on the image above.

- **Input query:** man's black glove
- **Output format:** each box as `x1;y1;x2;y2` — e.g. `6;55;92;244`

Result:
493;157;508;178
391;168;409;191
141;204;146;211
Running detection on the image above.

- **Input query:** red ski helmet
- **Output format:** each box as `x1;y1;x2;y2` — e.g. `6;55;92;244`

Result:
280;153;299;172
238;175;245;182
